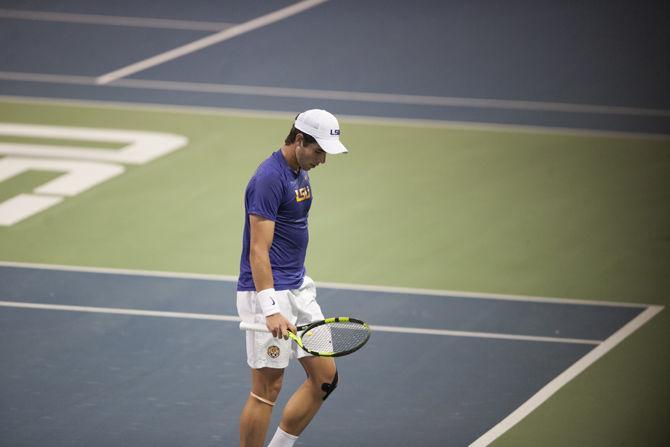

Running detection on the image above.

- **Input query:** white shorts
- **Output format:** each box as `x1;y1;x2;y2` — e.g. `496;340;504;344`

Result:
236;276;325;369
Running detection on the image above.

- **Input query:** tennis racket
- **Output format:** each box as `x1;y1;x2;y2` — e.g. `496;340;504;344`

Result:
239;317;371;357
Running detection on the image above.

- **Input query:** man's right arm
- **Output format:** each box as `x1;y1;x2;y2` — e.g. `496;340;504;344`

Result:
249;214;297;338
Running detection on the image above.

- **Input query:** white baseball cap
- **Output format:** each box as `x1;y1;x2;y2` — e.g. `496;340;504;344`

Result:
294;109;348;154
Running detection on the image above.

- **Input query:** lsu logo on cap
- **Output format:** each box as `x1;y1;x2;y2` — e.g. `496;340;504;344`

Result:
330;129;340;135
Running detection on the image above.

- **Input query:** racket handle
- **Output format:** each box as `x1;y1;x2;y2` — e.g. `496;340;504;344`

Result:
239;321;271;332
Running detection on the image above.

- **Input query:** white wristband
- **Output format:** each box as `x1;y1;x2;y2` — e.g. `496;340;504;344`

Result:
257;288;280;317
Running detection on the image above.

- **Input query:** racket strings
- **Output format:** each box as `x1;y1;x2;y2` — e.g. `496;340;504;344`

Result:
301;322;369;354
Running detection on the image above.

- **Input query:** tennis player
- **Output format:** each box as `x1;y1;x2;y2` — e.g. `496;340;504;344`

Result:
236;109;348;447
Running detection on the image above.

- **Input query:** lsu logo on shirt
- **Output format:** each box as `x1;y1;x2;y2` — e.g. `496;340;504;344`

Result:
295;186;311;202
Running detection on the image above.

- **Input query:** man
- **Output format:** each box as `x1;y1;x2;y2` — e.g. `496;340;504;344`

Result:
236;109;348;447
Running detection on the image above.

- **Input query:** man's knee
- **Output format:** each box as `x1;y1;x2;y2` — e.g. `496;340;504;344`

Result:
261;377;283;401
320;369;338;401
251;368;284;405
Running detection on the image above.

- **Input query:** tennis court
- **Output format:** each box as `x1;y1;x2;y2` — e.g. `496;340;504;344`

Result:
1;1;668;446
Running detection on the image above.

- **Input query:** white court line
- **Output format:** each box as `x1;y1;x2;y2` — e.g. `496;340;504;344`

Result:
0;300;602;345
110;78;670;118
469;304;664;446
0;301;241;322
1;94;669;142
0;8;235;31
0;261;652;308
95;0;327;85
0;72;96;85
2;70;669;119
368;324;601;345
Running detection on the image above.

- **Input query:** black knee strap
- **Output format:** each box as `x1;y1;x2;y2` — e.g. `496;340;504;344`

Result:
321;370;338;401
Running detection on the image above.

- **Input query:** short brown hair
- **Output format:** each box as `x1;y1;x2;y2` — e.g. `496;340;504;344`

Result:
285;125;317;145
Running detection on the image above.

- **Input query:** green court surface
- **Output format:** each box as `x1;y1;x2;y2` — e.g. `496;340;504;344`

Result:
1;98;669;446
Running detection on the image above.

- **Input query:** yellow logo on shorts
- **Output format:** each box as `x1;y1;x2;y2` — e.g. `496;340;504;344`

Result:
267;345;281;359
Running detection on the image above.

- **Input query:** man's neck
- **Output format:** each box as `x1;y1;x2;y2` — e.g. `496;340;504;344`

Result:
281;145;300;172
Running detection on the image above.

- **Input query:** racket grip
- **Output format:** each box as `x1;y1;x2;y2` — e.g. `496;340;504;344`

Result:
239;321;271;332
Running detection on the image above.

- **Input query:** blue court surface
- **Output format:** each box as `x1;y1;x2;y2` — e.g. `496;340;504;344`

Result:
0;264;653;446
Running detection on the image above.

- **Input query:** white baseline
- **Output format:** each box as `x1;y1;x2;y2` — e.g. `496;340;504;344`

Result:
0;260;652;308
0;300;602;345
2;94;668;142
1;71;668;118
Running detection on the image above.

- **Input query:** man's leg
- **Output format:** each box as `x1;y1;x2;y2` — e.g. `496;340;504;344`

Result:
240;367;285;447
275;356;337;437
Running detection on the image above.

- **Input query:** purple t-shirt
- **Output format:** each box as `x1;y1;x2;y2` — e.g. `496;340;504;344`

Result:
237;150;312;291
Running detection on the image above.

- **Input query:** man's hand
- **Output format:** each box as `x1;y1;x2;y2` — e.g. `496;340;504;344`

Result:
265;313;297;339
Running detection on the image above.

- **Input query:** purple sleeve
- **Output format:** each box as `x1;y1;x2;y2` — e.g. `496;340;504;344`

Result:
247;168;283;221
